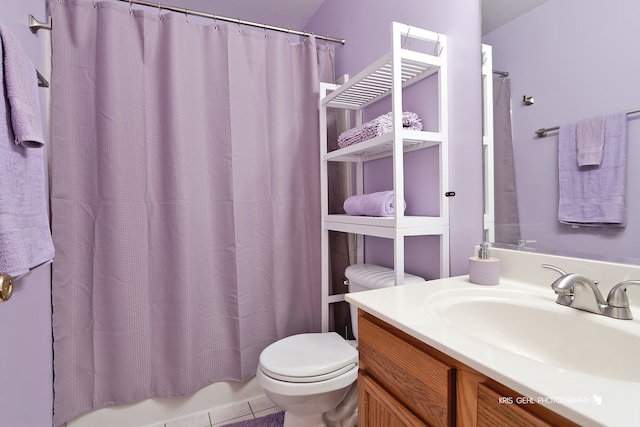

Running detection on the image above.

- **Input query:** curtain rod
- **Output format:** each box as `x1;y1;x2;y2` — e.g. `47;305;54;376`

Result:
535;108;640;137
117;0;346;45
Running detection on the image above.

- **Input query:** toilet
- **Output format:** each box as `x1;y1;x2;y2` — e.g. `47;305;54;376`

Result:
256;264;425;427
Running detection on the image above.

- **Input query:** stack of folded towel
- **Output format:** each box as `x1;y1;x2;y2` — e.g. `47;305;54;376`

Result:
337;111;422;148
343;190;404;217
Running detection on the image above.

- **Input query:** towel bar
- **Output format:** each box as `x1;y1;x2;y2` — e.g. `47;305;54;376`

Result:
36;69;49;88
536;108;640;137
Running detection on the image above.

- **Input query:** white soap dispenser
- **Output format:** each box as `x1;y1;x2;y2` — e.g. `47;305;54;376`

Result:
469;242;500;286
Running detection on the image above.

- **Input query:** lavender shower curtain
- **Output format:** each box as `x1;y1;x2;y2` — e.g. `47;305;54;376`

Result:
49;0;334;424
493;76;521;244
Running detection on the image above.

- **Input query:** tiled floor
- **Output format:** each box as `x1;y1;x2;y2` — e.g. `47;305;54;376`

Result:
152;395;281;427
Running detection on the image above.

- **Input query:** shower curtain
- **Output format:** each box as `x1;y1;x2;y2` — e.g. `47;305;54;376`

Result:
49;0;334;424
492;76;521;244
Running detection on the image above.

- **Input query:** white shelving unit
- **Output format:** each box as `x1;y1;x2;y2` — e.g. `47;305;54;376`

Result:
319;22;449;332
482;44;496;242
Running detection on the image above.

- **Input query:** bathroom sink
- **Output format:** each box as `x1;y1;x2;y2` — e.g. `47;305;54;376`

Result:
424;288;640;382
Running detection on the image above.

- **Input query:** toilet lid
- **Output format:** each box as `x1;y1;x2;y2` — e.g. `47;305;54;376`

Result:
259;332;358;383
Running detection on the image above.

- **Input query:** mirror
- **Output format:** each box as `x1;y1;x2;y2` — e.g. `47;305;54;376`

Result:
481;0;640;264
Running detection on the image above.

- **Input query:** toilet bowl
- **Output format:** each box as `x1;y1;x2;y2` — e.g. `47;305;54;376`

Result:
256;264;425;427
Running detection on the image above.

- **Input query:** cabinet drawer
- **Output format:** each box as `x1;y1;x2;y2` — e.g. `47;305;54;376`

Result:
477;383;553;427
358;313;454;427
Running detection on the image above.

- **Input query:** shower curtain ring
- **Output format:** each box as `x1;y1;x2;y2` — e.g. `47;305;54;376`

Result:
157;2;162;20
237;18;242;34
212;14;217;29
185;8;189;24
264;24;268;39
286;28;290;44
128;0;133;14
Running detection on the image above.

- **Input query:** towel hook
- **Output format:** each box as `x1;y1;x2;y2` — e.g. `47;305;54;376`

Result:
28;14;52;33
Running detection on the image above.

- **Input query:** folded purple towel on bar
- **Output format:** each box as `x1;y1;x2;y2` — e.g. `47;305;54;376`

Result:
0;24;54;278
343;190;404;217
337;111;422;148
0;23;45;147
576;114;605;167
558;112;628;227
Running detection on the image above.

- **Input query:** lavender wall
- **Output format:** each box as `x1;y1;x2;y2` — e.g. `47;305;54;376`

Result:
0;1;53;426
306;0;483;277
483;0;640;263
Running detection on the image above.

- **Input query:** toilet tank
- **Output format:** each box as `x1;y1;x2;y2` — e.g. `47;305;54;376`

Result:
345;264;425;339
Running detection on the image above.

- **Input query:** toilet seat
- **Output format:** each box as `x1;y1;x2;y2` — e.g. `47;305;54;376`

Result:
259;332;357;383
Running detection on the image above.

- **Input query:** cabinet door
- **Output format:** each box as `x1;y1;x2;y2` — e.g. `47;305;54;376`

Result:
359;372;427;427
476;383;554;427
358;313;454;426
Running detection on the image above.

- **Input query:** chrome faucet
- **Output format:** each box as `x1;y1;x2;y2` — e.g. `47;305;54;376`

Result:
541;264;639;320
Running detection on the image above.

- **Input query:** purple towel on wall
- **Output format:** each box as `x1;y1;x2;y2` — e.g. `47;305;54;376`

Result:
0;23;45;147
0;23;54;278
558;112;627;227
337;111;422;148
343;190;404;217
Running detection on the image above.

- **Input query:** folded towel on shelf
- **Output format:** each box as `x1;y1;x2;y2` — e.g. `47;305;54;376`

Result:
558;112;628;227
343;190;404;217
337;111;422;148
0;23;54;278
0;24;45;147
576;114;605;166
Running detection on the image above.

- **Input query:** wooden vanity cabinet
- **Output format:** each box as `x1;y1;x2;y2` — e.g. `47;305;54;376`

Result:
357;311;580;427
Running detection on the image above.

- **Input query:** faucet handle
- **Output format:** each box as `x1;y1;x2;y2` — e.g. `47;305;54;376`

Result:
541;264;568;277
606;280;640;307
541;264;573;305
604;280;640;320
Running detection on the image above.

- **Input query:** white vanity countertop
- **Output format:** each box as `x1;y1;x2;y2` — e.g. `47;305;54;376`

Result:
346;250;640;427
